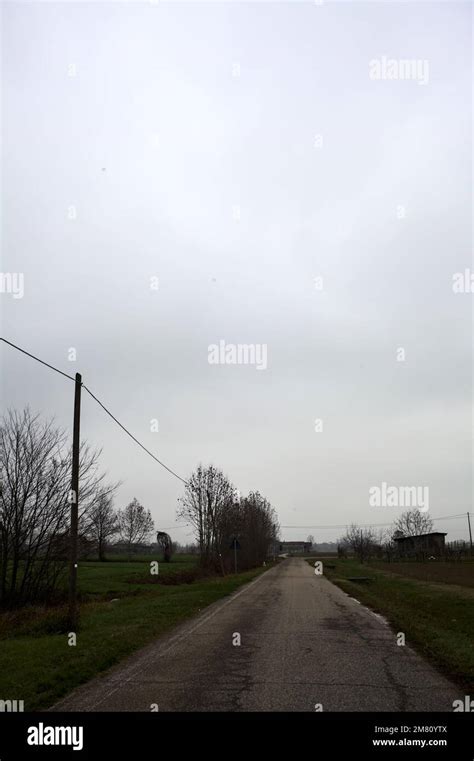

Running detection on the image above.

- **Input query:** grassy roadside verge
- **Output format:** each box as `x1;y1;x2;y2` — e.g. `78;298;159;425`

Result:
0;564;271;711
307;558;474;692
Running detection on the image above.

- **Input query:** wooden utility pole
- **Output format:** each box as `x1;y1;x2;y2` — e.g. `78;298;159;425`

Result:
468;512;473;552
68;372;82;629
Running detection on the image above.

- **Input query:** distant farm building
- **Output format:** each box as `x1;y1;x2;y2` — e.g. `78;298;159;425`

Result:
279;541;312;555
394;532;447;558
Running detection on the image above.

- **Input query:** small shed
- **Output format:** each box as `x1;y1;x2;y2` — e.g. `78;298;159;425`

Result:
393;532;447;558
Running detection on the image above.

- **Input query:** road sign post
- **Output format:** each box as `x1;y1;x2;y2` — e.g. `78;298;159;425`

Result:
229;536;240;574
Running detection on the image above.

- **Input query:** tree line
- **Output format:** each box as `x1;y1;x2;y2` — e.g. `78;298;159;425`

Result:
0;408;279;608
177;464;279;573
337;510;435;562
0;409;157;607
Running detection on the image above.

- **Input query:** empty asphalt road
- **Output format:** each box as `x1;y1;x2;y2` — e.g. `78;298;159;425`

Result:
52;558;459;712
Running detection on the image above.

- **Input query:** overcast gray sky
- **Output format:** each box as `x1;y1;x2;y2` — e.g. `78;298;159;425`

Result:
1;0;472;544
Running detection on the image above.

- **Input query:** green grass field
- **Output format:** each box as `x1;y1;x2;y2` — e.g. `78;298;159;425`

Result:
308;557;474;692
370;559;474;588
0;556;271;710
76;555;199;598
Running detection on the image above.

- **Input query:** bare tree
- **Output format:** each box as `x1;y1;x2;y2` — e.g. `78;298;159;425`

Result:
118;498;154;560
234;491;279;570
376;527;397;561
393;509;433;538
177;465;234;571
0;408;116;606
177;466;279;573
87;492;119;561
337;543;348;558
340;524;378;563
307;534;315;548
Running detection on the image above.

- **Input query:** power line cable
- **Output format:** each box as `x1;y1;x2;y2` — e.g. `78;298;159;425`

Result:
1;337;76;382
1;337;189;486
280;513;467;529
2;339;470;521
83;384;189;485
